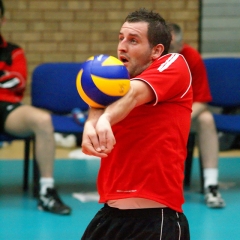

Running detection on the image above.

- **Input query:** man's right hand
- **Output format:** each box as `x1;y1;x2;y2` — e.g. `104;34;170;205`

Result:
81;121;109;158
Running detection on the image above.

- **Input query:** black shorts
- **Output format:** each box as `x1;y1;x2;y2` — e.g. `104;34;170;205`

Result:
0;101;22;133
81;204;190;240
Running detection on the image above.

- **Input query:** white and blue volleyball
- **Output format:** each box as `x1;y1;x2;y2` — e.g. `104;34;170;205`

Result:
76;54;130;108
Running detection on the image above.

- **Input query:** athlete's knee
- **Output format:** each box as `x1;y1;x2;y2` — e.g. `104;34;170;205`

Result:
35;111;53;134
197;110;215;127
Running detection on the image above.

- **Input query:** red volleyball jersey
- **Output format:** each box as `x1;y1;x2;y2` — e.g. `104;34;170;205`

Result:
0;35;27;103
180;44;212;103
97;53;193;212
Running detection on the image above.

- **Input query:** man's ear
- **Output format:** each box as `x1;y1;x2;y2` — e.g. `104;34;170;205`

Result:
152;44;164;60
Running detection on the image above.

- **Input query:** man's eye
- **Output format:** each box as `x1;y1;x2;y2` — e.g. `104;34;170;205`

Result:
131;39;137;43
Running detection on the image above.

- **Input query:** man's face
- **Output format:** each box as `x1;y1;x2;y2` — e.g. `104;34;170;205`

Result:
118;21;153;78
169;33;182;53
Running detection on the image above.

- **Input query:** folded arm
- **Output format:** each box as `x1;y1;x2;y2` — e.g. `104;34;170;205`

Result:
0;71;24;90
0;48;27;92
81;80;155;157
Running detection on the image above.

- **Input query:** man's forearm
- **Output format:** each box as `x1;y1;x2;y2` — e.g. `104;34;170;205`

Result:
102;80;154;126
87;107;105;126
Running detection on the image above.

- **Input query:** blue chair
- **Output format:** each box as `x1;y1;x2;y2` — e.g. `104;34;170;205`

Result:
31;62;88;133
30;62;89;195
184;57;240;192
205;57;240;132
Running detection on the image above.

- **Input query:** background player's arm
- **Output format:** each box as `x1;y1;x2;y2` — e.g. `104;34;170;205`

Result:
0;48;27;91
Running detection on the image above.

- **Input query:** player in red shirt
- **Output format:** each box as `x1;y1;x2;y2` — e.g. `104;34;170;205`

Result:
81;9;191;239
169;23;225;208
0;0;70;215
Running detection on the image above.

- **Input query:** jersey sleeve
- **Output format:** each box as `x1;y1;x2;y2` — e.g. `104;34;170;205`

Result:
131;53;192;105
0;47;27;92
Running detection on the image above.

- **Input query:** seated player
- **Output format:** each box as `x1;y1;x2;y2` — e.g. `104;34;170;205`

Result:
169;23;225;208
0;0;71;215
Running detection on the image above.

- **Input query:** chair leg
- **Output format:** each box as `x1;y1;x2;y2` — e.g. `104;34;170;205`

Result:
32;139;40;198
199;154;204;194
184;133;196;187
23;138;31;192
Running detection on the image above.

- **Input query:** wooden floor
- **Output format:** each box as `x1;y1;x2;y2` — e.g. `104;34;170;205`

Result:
0;141;74;160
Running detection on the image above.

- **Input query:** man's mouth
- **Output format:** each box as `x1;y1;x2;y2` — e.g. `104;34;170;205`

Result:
119;56;129;63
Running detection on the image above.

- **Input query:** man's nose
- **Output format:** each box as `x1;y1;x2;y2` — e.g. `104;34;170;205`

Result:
118;41;127;52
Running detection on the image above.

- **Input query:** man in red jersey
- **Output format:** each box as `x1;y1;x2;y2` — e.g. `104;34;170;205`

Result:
81;9;191;239
169;23;225;208
0;0;70;215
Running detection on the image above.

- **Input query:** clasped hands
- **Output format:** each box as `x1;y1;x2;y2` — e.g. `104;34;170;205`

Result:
81;113;116;158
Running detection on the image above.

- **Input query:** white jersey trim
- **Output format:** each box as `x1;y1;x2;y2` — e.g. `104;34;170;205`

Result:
179;54;192;98
158;53;179;72
131;53;192;105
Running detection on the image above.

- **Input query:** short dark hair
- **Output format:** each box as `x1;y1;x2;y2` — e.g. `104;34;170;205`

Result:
125;8;172;55
168;23;183;43
0;0;4;18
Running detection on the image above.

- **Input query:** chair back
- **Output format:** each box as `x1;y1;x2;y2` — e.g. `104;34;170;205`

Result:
204;57;240;107
31;62;89;114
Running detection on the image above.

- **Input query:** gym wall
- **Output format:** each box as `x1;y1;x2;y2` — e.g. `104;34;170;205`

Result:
2;0;200;95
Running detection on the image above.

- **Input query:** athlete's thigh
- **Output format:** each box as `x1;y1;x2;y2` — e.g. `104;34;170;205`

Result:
4;105;48;136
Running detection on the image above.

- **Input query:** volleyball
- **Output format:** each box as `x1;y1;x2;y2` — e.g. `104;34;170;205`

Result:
76;54;130;108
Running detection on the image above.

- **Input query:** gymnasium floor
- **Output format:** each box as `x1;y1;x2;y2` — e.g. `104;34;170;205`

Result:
0;141;240;240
